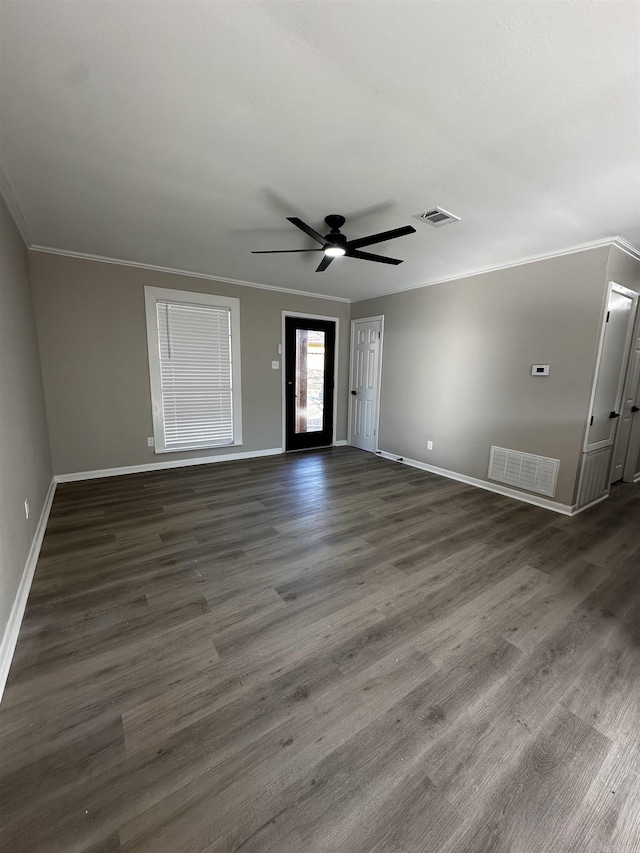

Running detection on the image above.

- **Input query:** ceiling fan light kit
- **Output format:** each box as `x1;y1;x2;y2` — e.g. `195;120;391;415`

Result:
252;214;417;272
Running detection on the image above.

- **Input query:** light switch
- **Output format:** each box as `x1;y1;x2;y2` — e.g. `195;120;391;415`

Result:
272;360;280;370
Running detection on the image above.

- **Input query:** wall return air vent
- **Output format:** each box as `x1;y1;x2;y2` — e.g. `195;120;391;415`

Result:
414;207;460;227
488;446;560;498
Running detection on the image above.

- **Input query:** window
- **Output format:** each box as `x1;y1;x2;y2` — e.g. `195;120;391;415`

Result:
144;286;242;452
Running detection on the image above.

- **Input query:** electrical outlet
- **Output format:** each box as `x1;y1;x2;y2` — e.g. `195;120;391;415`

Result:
427;440;433;451
24;499;30;520
147;436;154;447
271;360;280;370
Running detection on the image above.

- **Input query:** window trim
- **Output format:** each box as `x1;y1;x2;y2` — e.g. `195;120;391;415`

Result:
144;286;243;453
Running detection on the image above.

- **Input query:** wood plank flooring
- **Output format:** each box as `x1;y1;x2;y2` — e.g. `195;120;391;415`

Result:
1;447;640;852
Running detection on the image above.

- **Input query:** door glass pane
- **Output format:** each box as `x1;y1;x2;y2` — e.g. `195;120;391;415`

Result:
295;329;325;433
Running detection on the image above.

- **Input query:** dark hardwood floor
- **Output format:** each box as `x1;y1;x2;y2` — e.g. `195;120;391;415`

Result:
1;447;640;852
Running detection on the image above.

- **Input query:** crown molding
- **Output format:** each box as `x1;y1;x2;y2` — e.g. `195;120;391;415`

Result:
29;245;351;303
355;236;640;303
0;166;32;247
21;235;640;306
611;236;640;262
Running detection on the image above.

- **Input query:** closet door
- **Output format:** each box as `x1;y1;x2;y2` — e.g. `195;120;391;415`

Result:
620;319;640;482
586;284;637;453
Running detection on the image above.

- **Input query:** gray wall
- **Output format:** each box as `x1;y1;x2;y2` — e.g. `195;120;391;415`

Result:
0;197;52;639
29;252;351;475
351;247;611;507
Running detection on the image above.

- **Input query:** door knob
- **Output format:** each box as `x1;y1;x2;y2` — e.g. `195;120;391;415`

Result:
351;390;357;396
610;411;620;419
632;405;640;413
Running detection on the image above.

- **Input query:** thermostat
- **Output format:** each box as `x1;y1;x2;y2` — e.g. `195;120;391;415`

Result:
531;364;550;376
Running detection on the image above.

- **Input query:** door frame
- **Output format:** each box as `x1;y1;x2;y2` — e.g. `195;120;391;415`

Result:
348;315;385;452
583;281;638;453
281;311;340;452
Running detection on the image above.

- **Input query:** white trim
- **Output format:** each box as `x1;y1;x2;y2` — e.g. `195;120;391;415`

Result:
0;477;56;702
583;281;639;453
28;237;640;305
30;245;350;303
375;450;575;515
582;281;615;452
348;315;384;452
144;285;243;452
570;494;610;516
634;472;640;484
611;282;640;300
281;311;340;452
611;238;640;262
54;447;283;483
333;439;348;447
622;306;640;483
353;238;639;303
0;165;32;246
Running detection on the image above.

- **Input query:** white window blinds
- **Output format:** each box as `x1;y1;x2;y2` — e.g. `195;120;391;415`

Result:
145;287;242;453
155;299;234;449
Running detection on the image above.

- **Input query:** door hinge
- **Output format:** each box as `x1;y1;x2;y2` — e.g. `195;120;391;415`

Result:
378;331;381;339
590;414;594;426
606;310;610;322
374;429;376;436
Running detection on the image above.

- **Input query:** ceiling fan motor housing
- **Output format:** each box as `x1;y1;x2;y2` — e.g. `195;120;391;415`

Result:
324;214;346;232
325;231;347;247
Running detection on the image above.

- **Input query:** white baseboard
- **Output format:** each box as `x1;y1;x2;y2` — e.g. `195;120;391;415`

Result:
333;440;348;447
55;447;284;483
376;450;575;516
0;476;57;701
570;493;609;515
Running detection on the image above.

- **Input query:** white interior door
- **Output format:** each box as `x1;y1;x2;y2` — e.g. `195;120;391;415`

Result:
349;317;382;452
624;412;640;484
621;320;640;483
586;284;637;457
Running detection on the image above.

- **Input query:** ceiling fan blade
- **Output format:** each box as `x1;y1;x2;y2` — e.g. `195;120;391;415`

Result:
347;225;416;250
251;249;323;253
349;250;403;265
315;255;334;272
287;217;328;246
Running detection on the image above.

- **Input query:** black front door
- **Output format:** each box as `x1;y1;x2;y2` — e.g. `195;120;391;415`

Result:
285;317;336;451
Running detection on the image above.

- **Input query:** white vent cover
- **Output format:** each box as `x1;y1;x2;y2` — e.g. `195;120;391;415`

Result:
488;446;560;497
414;207;460;227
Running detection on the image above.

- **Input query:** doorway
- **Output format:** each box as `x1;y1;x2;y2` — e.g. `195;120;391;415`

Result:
284;315;337;451
348;316;383;453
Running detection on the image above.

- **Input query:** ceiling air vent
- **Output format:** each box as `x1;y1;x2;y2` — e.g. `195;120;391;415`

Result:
414;207;460;227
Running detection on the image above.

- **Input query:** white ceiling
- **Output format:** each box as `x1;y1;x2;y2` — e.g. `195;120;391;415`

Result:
1;1;638;301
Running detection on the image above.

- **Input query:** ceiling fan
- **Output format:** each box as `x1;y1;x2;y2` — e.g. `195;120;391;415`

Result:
252;214;416;272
